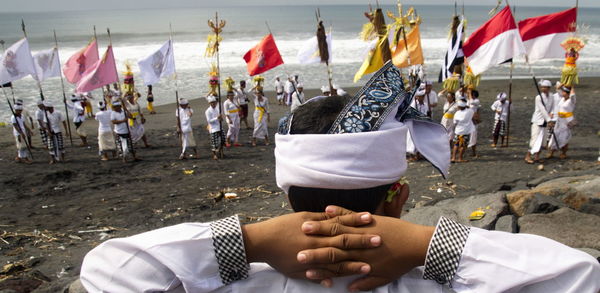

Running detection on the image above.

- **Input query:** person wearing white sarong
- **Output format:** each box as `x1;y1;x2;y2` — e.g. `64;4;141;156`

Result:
467;90;481;157
94;101;116;161
80;64;600;292
176;99;198;159
548;85;576;159
525;79;555;164
111;101;138;162
252;90;270;146
223;91;241;147
423;81;437;117
274;76;284;105
67;94;88;146
125;93;150;147
290;83;305;113
439;90;458;147
14;99;35;147
11;104;32;163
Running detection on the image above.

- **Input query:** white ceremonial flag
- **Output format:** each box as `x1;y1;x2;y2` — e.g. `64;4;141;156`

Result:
33;48;61;82
297;33;332;65
138;40;176;86
0;38;36;84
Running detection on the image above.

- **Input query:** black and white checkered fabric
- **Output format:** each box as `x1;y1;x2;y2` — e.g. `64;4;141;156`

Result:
39;129;48;148
423;217;471;285
210;215;249;285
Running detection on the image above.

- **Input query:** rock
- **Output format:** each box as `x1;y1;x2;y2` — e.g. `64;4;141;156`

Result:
576;248;600;260
579;198;600;216
506;192;566;217
537;175;600;199
494;215;518;233
402;192;508;230
519;208;600;250
66;279;86;293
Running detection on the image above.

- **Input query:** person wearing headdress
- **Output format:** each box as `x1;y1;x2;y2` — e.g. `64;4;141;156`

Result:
14;99;35;148
205;95;225;160
422;81;437;117
95;100;117;161
223;90;241;147
234;80;251;129
525;79;555;164
252;87;270;146
11;104;32;164
452;99;474;163
284;74;299;106
290;83;305;113
125;92;151;148
43;101;68;164
34;100;48;149
146;85;156;114
320;85;331;96
274;76;284;106
467;90;481;158
176;98;198;159
439;89;458;147
547;85;576;159
80;62;600;293
82;92;95;118
490;92;511;148
410;87;429;116
67;93;88;147
111;101;138;162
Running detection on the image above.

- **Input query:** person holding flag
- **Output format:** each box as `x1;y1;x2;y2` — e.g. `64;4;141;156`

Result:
205;95;225;160
11;104;33;164
176;98;199;159
43;101;68;164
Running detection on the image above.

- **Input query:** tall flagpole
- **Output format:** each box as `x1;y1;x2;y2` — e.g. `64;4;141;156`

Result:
107;27;135;158
315;8;334;92
53;30;74;146
504;4;516;148
23;19;57;160
170;23;183;153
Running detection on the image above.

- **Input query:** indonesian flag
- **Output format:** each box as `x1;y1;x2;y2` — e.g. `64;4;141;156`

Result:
243;34;284;76
463;6;525;75
518;8;577;62
76;46;118;93
63;39;99;84
0;38;36;85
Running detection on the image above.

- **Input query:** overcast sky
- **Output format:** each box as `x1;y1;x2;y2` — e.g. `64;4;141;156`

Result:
3;0;596;12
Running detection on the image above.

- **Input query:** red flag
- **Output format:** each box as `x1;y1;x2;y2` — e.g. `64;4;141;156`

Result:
76;46;118;93
243;34;284;76
518;8;577;62
63;39;99;84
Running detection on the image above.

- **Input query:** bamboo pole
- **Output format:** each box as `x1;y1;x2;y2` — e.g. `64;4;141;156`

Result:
53;30;74;146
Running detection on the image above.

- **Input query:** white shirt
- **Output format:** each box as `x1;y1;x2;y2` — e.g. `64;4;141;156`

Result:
453;108;474;135
554;94;576;122
284;80;297;94
80;220;600;293
205;106;221;133
424;90;438;106
274;80;283;93
67;101;86;123
290;91;305;112
35;109;46;127
95;110;113;133
234;88;249;105
11;114;26;137
491;100;510;122
223;99;239;117
176;107;194;133
44;111;65;133
410;99;429;115
110;110;128;135
531;92;554;125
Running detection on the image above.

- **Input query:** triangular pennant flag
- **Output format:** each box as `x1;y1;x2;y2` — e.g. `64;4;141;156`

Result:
243;34;284;76
76;46;118;93
63;39;99;84
518;7;577;62
392;24;424;68
33;48;61;82
0;38;36;85
463;6;525;75
138;40;176;85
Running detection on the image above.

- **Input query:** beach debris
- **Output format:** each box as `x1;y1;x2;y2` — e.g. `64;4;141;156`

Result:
99;232;111;240
537;164;545;171
77;227;119;234
469;209;486;221
183;170;195;175
56;267;68;278
224;192;238;199
214;191;225;202
68;234;82;241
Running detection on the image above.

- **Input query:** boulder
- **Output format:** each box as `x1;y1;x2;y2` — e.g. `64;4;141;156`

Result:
579;198;600;217
403;192;508;230
506;192;566;217
519;208;600;250
494;215;518;233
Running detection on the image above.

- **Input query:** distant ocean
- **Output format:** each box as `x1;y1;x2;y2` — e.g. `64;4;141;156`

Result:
1;4;598;122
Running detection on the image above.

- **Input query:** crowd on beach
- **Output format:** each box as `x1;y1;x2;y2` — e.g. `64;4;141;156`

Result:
9;70;586;167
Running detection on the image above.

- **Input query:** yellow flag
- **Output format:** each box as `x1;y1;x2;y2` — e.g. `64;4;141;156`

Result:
392;24;424;68
354;34;391;83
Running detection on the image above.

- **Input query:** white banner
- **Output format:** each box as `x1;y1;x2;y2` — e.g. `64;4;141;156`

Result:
138;40;176;86
33;48;61;82
0;38;36;84
297;33;332;65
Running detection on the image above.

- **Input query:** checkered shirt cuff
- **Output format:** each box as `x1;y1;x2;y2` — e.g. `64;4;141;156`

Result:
210;215;250;285
423;217;471;285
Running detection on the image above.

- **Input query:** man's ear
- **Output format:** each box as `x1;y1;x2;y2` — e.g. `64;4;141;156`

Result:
384;184;410;218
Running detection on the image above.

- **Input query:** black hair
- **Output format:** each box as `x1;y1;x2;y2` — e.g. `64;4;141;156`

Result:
471;90;479;98
287;94;391;214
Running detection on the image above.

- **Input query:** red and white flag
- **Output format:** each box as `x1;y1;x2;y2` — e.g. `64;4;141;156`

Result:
63;39;99;84
518;8;577;62
463;6;525;75
76;46;118;93
243;34;284;76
